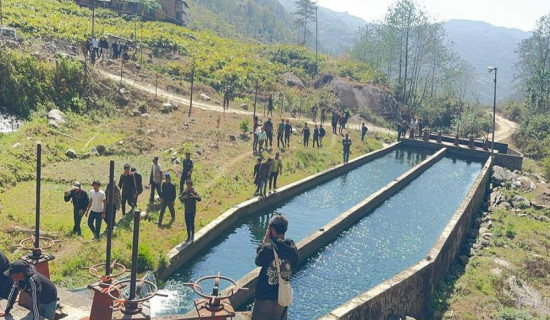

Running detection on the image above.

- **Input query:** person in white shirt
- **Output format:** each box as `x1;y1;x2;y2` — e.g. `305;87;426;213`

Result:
149;156;163;203
258;126;267;153
85;181;106;240
92;37;99;59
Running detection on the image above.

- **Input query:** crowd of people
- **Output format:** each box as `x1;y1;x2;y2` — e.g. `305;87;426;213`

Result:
83;36;133;65
397;117;424;141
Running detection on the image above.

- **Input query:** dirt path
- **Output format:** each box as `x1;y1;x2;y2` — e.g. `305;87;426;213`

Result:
494;113;518;143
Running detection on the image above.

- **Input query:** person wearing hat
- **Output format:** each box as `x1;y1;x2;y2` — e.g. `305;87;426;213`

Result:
118;164;137;216
0;250;13;302
179;152;194;195
64;182;89;236
1;260;58;320
85;181;106;240
149;156;163;203
179;180;201;242
157;172;176;225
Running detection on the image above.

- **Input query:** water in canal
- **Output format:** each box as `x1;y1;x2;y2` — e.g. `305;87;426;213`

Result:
284;156;484;319
152;146;434;315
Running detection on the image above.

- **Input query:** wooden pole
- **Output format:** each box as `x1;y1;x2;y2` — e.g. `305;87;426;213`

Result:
188;61;195;117
253;80;259;119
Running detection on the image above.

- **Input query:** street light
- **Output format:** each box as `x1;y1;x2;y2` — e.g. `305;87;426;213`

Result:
488;66;497;158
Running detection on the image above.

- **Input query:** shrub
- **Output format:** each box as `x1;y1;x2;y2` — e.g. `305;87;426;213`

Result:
239;118;250;134
137;244;156;272
505;223;516;239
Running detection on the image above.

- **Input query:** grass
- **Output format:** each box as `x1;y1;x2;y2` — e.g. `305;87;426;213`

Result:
0;104;384;288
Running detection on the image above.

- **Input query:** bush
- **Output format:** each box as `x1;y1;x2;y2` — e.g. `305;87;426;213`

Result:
137;244;156;272
239;118;250;134
505;223;516;239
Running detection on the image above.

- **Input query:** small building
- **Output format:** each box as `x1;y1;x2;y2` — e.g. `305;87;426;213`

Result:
77;0;188;26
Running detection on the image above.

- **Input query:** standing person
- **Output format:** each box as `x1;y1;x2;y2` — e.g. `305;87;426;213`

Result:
149;156;163;203
157;173;176;225
284;120;292;147
418;118;424;138
64;182;89;236
264;117;274;149
0;250;13;303
312;124;320;148
92;37;99;60
112;41;118;59
85;181;106;240
277;119;285;149
251;214;299;320
397;121;402;141
179;180;201;242
104;179;120;230
259;158;272;197
267;94;274;117
339;113;346;135
342;133;352;164
320;107;326;125
269;153;282;193
130;167;143;206
401;120;408;138
99;37;108;59
84;39;91;59
253;116;260;152
180;151;194;194
302;123;310;147
319;125;326;147
258;126;267;153
361;123;368;142
118;164;137;216
253;157;263;196
1;260;58;320
409;118;417;139
223;87;230;110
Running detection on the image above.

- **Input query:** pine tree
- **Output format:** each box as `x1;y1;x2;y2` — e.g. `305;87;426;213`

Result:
293;0;317;45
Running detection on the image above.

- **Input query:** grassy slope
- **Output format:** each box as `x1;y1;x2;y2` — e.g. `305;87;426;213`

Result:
0;106;385;288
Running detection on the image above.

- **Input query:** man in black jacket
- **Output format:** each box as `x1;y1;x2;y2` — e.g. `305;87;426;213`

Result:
0;250;13;301
252;214;299;320
157;173;176;225
119;164;137;216
179;180;201;242
1;260;58;320
64;182;89;236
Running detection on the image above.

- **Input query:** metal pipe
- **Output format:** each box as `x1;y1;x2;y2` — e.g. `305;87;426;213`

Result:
105;160;115;276
491;68;497;157
129;210;140;301
35;144;41;251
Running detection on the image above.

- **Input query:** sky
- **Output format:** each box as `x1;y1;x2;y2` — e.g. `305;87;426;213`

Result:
315;0;550;31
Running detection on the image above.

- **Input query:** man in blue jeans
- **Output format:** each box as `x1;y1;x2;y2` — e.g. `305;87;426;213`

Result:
342;133;352;164
85;181;106;240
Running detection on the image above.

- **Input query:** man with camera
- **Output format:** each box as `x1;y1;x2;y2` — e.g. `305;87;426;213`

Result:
64;182;89;236
179;180;201;242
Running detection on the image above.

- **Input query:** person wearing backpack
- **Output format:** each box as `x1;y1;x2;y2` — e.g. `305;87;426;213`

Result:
252;214;299;320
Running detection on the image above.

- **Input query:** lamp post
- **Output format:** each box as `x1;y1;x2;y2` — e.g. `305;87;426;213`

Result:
488;67;497;157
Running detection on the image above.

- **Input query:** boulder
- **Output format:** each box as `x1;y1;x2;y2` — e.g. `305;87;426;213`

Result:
240;104;248;110
81;153;91;159
11;143;21;148
172;158;181;165
95;144;106;155
533;190;550;210
492;166;515;186
161;103;175;114
511;195;531;209
214;100;221;105
199;93;211;101
47;109;66;128
228;135;236;142
282;72;305;88
141;113;150;118
516;176;536;191
66;149;78;159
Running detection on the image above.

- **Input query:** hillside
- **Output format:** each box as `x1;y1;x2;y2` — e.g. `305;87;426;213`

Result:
444;19;531;104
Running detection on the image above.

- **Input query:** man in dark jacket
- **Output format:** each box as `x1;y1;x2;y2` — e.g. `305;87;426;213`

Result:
180;152;194;194
157;173;177;225
302;123;310;147
252;214;299;320
0;250;13;301
131;167;143;205
277;119;285;149
312;125;320;148
319;125;326;148
264;117;274;149
259;158;272;197
1;260;58;320
64;182;89;236
342;134;352;164
253;157;262;196
118;164;137;216
284;120;292;148
104;179;121;230
179;180;201;242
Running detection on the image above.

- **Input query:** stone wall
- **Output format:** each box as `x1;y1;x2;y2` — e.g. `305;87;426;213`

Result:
161;143;401;278
319;157;492;320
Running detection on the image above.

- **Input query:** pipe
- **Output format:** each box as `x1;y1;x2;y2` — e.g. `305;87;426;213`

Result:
106;160;115;276
34;144;41;252
129;210;140;301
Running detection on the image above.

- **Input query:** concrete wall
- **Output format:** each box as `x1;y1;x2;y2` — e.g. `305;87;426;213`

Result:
319;157;493;320
428;133;508;154
217;148;448;311
401;138;522;171
161;143;402;278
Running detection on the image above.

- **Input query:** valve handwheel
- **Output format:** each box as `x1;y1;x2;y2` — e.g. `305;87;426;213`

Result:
18;236;59;251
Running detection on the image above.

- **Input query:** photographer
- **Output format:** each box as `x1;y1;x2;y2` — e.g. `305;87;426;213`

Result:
64;182;89;236
179;180;201;242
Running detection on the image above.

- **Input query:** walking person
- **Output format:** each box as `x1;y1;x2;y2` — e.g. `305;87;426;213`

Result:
251;214;299;320
1;260;58;320
64;182;89;236
130;167;143;205
361;123;368;142
264;117;274;149
312;125;320;148
277;119;285;149
179;180;201;242
258;126;267;153
85;181;106;240
259;158;272;197
302;123;310;147
267;94;274;117
118;164;137;216
339;113;345;135
319;125;326;147
104;179;120;230
157;173;176;225
179;152;194;194
269;153;282;193
284;120;292;147
253;157;263;196
342;133;352;164
320;107;326;125
149;156;163;203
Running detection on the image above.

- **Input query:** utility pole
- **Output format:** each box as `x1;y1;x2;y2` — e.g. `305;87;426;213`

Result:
303;1;308;45
315;6;318;75
188;61;195;117
489;67;498;158
91;6;95;39
253;80;259;119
